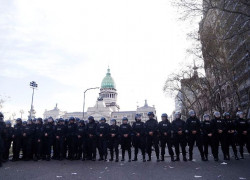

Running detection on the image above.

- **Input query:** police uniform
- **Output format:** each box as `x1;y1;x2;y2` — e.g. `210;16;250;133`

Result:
158;119;174;161
96;121;110;161
132;121;146;161
119;123;132;161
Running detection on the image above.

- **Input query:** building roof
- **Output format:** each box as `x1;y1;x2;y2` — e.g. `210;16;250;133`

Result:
101;68;116;89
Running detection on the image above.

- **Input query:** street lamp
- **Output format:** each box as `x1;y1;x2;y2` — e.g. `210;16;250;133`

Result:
83;87;99;120
29;81;38;119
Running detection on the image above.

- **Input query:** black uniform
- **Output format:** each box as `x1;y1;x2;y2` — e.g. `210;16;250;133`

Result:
109;124;119;161
186;117;204;160
158;119;174;160
211;117;227;159
235;118;248;158
225;118;238;159
76;123;86;160
42;122;54;160
55;124;67;160
0;121;5;166
3;125;13;161
247;119;250;154
145;118;159;160
66;122;77;160
119;123;132;161
34;123;43;160
12;123;23;161
22;124;35;160
96;122;110;160
86;121;97;160
201;119;215;159
132;121;146;161
172;118;187;160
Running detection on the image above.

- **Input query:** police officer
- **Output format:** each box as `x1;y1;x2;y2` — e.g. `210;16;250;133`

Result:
158;113;174;162
86;116;97;161
172;112;187;161
247;118;250;154
119;117;132;162
0;112;5;167
33;118;43;161
42;117;54;161
201;114;215;161
145;112;160;162
96;117;110;161
67;117;78;160
12;118;23;161
211;111;227;161
22;119;35;161
235;111;248;159
186;110;205;161
55;118;67;160
109;119;119;162
224;112;239;160
3;120;13;162
132;114;146;162
76;120;86;161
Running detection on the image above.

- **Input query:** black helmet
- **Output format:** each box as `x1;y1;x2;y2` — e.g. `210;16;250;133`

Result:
16;118;22;123
88;116;94;121
37;118;43;123
223;112;230;118
147;112;154;117
110;119;116;124
75;117;80;122
188;110;196;117
161;113;168;118
5;120;11;126
58;118;64;123
122;117;128;121
100;117;106;122
22;121;27;125
135;114;142;121
48;117;54;123
69;117;75;122
79;120;85;125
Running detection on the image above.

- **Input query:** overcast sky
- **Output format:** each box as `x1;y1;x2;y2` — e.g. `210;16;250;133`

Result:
0;0;198;120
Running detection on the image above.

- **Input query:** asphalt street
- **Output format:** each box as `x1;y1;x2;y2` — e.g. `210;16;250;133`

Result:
0;149;250;180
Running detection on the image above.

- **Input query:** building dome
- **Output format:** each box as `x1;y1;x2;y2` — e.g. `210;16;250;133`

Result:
101;68;116;89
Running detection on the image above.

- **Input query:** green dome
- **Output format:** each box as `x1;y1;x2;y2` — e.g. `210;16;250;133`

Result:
101;68;116;89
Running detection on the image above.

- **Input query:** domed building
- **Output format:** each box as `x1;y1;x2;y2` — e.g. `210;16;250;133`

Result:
99;68;120;111
44;67;157;124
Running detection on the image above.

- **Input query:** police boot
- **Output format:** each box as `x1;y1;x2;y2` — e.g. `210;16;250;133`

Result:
183;155;187;162
147;155;151;161
174;155;180;161
188;154;193;161
142;154;146;162
98;156;104;161
109;151;114;161
132;155;138;161
121;151;125;161
204;154;208;161
161;155;164;161
171;155;175;162
234;153;239;160
156;155;160;162
115;152;119;162
240;153;244;159
128;151;131;162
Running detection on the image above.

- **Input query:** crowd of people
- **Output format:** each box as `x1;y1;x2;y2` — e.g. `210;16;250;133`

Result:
0;110;249;168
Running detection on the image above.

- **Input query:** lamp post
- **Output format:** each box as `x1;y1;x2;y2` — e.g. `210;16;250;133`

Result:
83;87;99;120
29;81;38;119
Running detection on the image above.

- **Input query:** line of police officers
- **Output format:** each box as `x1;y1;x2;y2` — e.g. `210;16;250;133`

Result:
0;110;249;167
